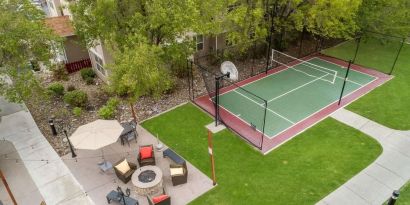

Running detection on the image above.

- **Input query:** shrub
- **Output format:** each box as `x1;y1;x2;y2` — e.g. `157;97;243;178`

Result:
98;97;119;119
85;77;94;85
107;98;120;108
80;68;96;80
72;107;82;117
98;106;116;119
67;85;76;91
52;64;68;81
64;90;88;107
47;82;64;96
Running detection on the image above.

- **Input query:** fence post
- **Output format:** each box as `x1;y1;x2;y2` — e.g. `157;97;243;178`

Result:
352;35;362;63
260;100;267;150
265;6;274;74
298;29;305;57
389;38;405;75
338;60;352;106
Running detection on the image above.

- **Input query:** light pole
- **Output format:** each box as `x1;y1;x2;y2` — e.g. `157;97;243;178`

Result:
54;118;77;158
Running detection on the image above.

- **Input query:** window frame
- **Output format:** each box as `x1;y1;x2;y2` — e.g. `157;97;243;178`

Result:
196;35;204;51
91;51;106;76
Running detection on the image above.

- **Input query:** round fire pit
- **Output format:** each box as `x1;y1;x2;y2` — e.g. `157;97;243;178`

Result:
131;165;163;196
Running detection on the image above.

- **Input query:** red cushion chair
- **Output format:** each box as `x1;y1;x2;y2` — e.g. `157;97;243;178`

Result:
147;188;171;205
140;146;153;160
137;144;155;166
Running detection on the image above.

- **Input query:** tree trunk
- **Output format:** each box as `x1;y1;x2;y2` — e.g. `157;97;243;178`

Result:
130;102;137;124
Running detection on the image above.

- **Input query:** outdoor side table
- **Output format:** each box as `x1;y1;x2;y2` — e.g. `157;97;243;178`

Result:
98;161;113;172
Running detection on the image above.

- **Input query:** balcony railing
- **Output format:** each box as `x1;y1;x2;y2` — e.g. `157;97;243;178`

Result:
65;58;92;73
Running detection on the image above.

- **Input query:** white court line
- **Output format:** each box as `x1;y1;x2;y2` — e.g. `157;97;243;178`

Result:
273;49;338;83
272;59;334;84
263;76;382;154
208;98;266;135
231;90;295;124
214;57;373;137
268;73;329;103
218;59;311;98
272;58;364;86
313;57;377;80
234;90;265;106
210;68;380;141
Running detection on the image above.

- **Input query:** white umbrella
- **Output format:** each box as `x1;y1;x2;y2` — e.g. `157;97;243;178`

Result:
70;120;124;159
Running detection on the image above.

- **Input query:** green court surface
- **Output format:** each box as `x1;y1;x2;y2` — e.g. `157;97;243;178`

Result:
218;57;376;138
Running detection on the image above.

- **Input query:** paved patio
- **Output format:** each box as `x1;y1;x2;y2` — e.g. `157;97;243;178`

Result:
0;141;43;205
63;125;214;205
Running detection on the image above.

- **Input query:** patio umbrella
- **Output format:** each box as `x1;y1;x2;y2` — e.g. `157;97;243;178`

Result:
69;120;124;159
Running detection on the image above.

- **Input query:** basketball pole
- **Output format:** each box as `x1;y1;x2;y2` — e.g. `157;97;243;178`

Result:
338;60;352;106
207;130;217;186
214;76;220;126
0;169;18;205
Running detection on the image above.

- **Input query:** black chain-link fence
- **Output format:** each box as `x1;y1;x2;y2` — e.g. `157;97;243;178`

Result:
189;31;346;150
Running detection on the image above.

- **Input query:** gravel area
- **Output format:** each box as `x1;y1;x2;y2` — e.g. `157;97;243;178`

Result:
26;69;206;156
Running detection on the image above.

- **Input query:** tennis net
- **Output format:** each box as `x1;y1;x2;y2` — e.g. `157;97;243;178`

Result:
271;49;338;84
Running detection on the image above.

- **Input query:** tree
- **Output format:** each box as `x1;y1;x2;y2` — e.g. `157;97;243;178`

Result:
358;0;410;37
0;0;61;102
264;0;362;49
108;44;173;123
70;0;205;122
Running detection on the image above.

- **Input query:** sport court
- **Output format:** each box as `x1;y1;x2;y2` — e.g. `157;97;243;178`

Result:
218;56;376;138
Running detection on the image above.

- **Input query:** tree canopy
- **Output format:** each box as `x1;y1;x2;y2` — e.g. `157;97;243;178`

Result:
0;0;60;102
359;0;410;37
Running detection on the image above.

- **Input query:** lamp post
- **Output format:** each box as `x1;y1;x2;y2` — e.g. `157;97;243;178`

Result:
55;118;77;158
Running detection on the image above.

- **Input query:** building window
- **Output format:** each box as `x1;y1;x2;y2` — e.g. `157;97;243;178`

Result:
92;52;106;76
48;0;54;9
196;35;204;51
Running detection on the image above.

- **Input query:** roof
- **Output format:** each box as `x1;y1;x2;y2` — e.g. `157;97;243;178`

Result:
44;16;75;37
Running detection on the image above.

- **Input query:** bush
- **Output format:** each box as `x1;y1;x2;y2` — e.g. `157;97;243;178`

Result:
98;106;116;119
80;68;96;80
72;107;82;117
47;82;64;96
67;85;76;91
85;77;94;85
98;97;119;119
52;64;68;81
64;90;88;107
107;98;120;108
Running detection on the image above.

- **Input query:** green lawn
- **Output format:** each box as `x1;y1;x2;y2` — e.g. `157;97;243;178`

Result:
384;181;410;205
142;103;382;204
397;181;410;205
322;37;410;130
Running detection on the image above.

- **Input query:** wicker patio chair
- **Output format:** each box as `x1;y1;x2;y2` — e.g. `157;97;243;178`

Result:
113;158;137;184
146;188;171;205
170;162;188;186
138;145;156;166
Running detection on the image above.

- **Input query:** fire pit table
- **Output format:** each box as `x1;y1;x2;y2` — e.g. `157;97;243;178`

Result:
131;165;163;196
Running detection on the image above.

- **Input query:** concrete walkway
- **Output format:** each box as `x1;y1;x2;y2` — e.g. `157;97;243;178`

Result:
317;108;410;205
0;97;94;205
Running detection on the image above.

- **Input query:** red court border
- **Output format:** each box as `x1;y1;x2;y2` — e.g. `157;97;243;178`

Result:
193;53;392;154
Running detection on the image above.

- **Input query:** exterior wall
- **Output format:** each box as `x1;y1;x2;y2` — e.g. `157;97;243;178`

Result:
46;0;62;17
64;36;89;63
195;33;227;57
59;0;72;17
88;42;111;83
